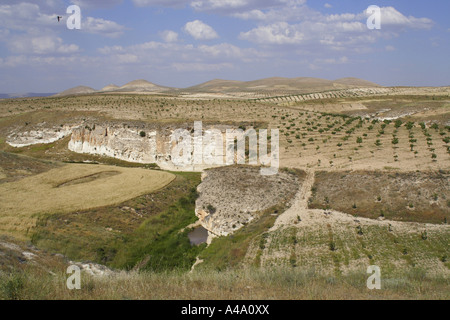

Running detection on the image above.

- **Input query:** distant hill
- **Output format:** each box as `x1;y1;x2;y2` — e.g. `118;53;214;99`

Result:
54;77;381;97
185;79;245;92
185;77;381;94
114;80;172;93
100;84;120;92
53;86;96;97
0;93;57;99
334;77;381;87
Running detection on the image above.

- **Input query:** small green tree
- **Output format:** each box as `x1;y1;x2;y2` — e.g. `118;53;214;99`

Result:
394;119;403;128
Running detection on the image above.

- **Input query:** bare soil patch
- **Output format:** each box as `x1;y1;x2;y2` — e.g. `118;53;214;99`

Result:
309;170;450;224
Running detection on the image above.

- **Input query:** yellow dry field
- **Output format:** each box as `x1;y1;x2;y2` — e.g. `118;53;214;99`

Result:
0;164;175;238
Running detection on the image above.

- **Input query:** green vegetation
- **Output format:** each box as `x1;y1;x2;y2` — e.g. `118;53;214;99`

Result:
1;267;449;300
112;186;205;272
32;172;202;271
198;205;282;271
1;89;449;300
309;170;450;224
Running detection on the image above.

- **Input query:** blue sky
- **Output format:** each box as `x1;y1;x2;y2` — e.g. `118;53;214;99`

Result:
0;0;449;92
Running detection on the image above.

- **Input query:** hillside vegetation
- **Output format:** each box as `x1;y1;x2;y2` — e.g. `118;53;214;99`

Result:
0;82;448;300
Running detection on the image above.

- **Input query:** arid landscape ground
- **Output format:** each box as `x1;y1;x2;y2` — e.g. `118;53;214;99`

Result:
0;77;448;300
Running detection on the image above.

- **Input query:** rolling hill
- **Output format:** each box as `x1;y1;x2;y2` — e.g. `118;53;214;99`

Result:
184;77;381;94
114;79;173;93
53;86;97;97
55;77;381;97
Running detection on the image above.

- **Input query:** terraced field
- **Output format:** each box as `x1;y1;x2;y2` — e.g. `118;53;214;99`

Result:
0;85;448;300
0;163;174;239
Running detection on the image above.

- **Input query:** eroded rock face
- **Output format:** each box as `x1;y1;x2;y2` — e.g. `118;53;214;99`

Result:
68;124;160;164
195;166;302;237
7;120;268;173
68;122;238;171
7;124;76;147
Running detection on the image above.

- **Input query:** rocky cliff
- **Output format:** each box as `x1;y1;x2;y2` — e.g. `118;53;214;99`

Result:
195;166;302;238
7;120;274;173
68;122;235;171
7;124;76;148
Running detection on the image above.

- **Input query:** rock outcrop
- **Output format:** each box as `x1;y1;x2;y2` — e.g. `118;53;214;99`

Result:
195;166;302;238
68;124;161;164
7;124;77;147
7;120;276;174
68;122;234;171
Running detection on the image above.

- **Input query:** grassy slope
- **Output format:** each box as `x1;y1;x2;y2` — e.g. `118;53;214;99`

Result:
1;266;449;300
31;172;202;270
0;164;175;239
309;170;450;224
0;93;449;299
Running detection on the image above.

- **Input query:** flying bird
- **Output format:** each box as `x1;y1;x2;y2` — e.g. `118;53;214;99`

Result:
57;16;62;22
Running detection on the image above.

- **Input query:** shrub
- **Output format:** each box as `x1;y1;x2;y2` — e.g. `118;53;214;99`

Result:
421;231;428;240
139;131;146;137
329;242;336;251
405;122;415;130
0;274;25;300
356;226;363;236
207;204;217;214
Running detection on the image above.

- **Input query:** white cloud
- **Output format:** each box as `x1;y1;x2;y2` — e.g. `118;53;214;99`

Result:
183;20;218;40
96;40;266;72
378;7;433;29
130;0;307;14
312;56;349;66
0;3;57;32
132;0;189;8
324;3;332;9
71;0;123;9
239;5;433;50
98;45;124;55
82;17;126;38
116;53;139;64
0;55;27;68
190;0;306;13
160;30;179;43
0;28;10;41
8;35;79;55
0;2;126;39
172;62;233;72
385;45;396;52
0;0;65;13
240;22;304;45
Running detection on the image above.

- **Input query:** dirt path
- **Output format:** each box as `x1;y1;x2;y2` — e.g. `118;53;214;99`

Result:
256;170;450;268
270;169;449;233
270;169;315;231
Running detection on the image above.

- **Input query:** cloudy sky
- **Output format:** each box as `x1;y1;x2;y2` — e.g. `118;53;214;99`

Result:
0;0;449;92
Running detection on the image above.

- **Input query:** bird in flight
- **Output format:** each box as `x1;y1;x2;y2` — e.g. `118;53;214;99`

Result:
57;16;63;22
